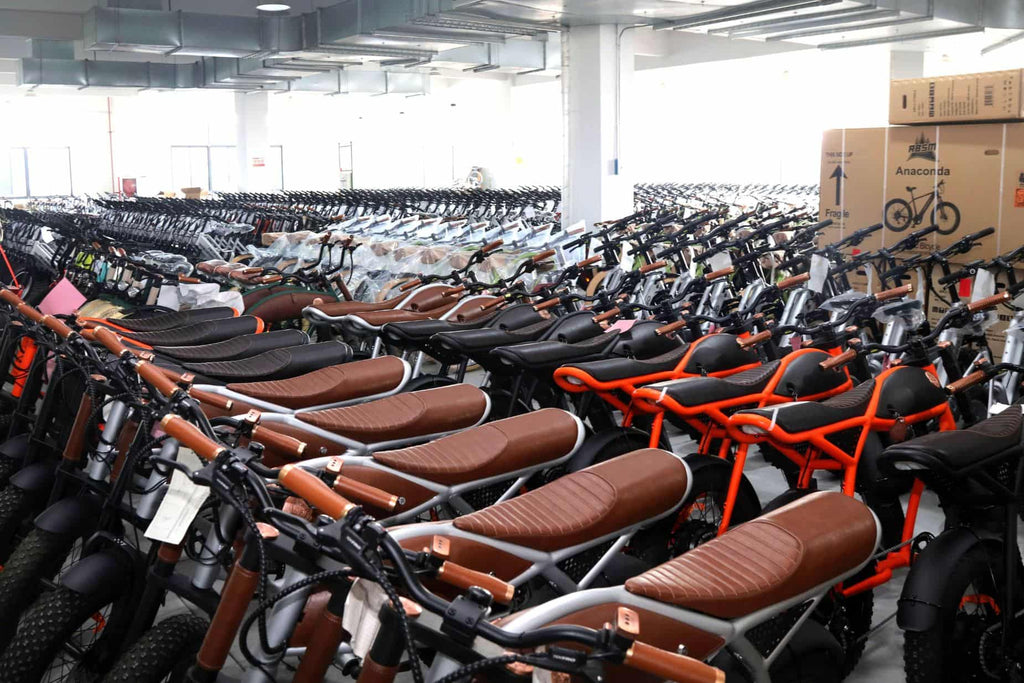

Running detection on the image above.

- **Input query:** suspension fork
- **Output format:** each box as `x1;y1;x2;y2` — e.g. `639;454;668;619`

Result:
188;529;270;683
357;602;409;683
292;583;352;683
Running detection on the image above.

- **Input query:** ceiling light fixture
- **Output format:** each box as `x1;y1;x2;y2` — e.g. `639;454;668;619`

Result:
256;4;291;11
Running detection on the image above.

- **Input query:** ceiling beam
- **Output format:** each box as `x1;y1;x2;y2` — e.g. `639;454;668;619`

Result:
0;9;82;41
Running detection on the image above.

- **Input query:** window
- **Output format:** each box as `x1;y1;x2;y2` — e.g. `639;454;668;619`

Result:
0;147;72;198
171;145;238;193
339;142;353;189
268;145;284;191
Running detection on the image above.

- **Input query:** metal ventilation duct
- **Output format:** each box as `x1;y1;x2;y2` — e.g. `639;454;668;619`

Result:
84;6;303;58
19;57;195;89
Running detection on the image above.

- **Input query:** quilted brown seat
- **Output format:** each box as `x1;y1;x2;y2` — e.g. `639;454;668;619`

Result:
453;449;688;552
347;302;458;327
227;356;408;409
310;294;405;317
624;492;878;618
297;384;488;442
373;408;582;486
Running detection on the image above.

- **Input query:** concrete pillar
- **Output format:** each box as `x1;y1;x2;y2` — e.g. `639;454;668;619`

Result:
890;50;924;80
234;91;272;191
561;24;635;229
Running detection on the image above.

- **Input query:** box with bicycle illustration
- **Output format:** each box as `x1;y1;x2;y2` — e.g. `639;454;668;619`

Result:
819;122;1024;261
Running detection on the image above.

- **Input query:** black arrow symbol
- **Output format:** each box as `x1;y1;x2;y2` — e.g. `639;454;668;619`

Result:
830;164;847;206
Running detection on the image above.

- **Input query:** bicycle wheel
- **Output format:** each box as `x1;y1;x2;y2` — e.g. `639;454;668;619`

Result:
932;201;961;236
884;199;913;232
903;544;1012;683
0;584;121;683
100;614;209;683
0;530;82;650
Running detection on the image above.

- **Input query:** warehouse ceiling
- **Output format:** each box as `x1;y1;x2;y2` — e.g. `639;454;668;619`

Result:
0;0;1022;91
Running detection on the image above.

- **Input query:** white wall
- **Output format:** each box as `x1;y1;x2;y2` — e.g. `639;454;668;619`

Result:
265;76;561;190
631;46;893;185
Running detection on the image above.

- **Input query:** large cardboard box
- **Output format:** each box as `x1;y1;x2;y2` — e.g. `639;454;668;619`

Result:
819;122;1024;262
820;123;1024;354
890;69;1024;125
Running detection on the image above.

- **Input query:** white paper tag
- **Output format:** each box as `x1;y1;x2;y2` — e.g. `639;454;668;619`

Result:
619;241;631;271
532;669;553;683
808;254;828;294
866;263;875;295
971;268;996;303
144;469;210;545
523;206;536;219
709;250;732;273
343;579;389;658
156;284;181;311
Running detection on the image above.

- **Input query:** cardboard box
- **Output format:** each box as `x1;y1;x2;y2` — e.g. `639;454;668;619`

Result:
890;69;1024;125
181;187;202;199
819;122;1024;262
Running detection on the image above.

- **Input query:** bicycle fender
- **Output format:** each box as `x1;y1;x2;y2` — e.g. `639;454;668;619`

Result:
682;453;761;511
60;546;134;603
897;527;997;632
567;427;650;472
7;460;55;494
33;496;103;536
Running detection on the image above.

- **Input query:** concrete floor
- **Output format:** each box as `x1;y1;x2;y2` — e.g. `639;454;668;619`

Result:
152;425;930;682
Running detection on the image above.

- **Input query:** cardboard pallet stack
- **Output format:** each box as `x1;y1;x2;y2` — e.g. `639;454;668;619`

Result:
818;68;1024;353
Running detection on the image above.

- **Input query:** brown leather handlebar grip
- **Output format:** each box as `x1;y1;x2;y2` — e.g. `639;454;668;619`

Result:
400;278;422;292
624;640;725;683
946;370;988;394
160;414;226;462
178;275;202;284
257;274;283;284
533;297;560;311
656;320;687;336
189;388;234;412
278;464;354;520
481;239;504;254
593;307;620;323
41;315;74;339
738;329;773;349
251;424;306;459
967;291;1010;313
777;273;811;290
128;347;155;362
137;361;183;398
93;327;130;357
820;348;857;371
640;260;667;274
16;303;44;324
333;475;399;512
704;266;734;281
0;289;24;307
874;284;913;302
443;285;466;297
576;255;602;268
63;385;98;463
532;249;556;263
436;562;515;605
480;298;507;311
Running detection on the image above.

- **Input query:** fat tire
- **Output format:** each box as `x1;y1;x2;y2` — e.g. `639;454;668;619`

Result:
0;456;17;488
0;529;79;650
903;544;1006;683
670;464;760;555
0;584;110;683
0;484;36;564
101;614;209;683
